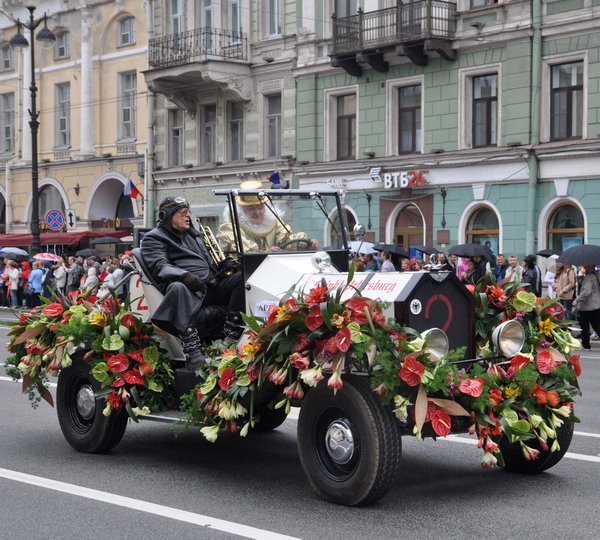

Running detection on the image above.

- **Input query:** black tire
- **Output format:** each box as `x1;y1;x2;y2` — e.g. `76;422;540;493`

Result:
56;358;128;453
297;375;402;506
253;404;288;432
499;419;574;474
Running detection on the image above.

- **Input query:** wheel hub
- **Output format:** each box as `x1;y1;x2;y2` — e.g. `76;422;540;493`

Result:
76;385;96;420
325;419;355;465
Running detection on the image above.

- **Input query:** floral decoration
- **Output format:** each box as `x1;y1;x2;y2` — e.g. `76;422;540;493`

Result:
181;272;581;469
5;290;174;419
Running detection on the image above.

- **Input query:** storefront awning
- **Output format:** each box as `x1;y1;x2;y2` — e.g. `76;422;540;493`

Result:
0;230;131;247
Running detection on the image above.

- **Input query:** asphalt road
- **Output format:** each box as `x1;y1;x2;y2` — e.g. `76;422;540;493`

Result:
1;315;599;540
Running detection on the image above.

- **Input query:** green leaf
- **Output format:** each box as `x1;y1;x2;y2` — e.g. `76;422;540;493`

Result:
200;376;217;395
125;399;139;423
91;362;109;383
101;333;124;351
236;374;251;387
510;419;531;434
147;379;163;393
143;345;159;365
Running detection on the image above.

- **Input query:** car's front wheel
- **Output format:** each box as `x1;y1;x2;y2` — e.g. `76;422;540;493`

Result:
56;357;128;453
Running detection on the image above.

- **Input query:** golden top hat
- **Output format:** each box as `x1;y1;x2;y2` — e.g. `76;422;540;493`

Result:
237;179;264;206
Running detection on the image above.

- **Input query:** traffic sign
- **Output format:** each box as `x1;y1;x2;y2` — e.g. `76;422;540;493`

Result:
65;208;77;231
45;209;65;231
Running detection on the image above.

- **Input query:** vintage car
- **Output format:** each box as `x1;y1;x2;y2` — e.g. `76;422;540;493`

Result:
10;188;579;507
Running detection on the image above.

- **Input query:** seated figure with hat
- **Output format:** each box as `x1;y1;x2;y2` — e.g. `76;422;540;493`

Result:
141;196;245;372
217;180;319;253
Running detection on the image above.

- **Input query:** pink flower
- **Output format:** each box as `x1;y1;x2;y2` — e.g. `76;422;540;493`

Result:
289;352;309;370
536;349;557;374
481;452;498;469
458;378;484;397
327;370;343;395
521;443;540;461
293;333;311;352
283;380;304;400
268;366;288;386
300;365;324;387
487;363;507;379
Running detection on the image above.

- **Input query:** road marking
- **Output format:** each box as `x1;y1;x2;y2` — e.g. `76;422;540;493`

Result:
0;375;56;388
0;467;301;540
574;431;600;439
445;435;600;463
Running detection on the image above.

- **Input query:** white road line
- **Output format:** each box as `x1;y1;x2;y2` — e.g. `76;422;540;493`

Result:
0;375;56;388
0;467;301;540
574;431;600;439
444;435;600;463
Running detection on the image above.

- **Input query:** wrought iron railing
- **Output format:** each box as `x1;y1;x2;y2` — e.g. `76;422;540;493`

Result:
149;27;247;68
332;0;456;55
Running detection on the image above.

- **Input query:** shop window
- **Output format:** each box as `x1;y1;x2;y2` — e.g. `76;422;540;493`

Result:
465;206;499;257
546;203;584;252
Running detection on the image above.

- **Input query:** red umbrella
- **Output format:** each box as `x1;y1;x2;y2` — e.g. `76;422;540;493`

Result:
33;252;61;262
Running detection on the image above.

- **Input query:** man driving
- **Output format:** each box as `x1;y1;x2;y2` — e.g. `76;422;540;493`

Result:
141;196;244;368
217;180;318;253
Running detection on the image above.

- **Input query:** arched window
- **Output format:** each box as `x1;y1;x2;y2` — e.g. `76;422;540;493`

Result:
546;203;584;251
465;205;499;256
394;203;424;250
39;185;65;216
328;207;356;248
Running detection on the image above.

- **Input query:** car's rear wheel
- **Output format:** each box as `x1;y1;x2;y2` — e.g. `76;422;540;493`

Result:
57;357;128;453
297;375;402;506
499;419;574;474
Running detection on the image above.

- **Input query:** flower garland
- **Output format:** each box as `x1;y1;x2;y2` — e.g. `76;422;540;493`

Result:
6;291;174;419
181;273;581;468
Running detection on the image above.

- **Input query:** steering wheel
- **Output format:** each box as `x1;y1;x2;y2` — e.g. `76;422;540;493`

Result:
278;238;312;251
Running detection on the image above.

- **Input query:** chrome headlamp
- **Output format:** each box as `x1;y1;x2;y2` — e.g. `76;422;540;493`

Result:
421;328;449;362
491;320;525;357
312;251;332;273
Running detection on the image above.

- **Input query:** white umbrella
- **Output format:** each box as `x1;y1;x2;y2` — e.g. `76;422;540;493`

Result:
0;246;29;258
349;240;375;254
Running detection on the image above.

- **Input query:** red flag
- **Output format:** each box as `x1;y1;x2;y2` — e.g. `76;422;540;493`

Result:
124;179;141;199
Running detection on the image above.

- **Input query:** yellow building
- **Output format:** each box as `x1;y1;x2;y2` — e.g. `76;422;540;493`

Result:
0;0;148;251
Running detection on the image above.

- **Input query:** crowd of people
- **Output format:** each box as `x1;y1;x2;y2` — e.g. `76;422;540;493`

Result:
0;253;131;309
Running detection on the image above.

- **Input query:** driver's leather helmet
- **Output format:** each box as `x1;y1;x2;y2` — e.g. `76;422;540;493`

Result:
157;196;190;225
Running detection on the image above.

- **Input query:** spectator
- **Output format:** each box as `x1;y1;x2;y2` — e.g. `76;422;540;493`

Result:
53;258;67;295
41;261;55;297
504;255;523;283
457;257;470;281
408;258;421;271
380;252;396;272
496;254;509;281
364;253;378;272
522;254;542;296
573;265;600;350
400;258;409;272
462;259;477;284
81;266;99;291
7;260;21;308
0;259;7;306
27;261;44;307
65;256;84;292
554;262;576;320
20;261;31;307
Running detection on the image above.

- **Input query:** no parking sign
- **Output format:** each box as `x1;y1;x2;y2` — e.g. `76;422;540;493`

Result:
45;209;65;231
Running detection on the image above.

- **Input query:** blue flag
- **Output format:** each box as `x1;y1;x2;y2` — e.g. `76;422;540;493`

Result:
268;171;281;185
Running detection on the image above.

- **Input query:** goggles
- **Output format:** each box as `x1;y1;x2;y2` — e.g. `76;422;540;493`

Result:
159;196;189;212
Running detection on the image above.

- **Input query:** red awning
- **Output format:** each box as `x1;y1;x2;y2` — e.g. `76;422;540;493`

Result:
0;230;131;247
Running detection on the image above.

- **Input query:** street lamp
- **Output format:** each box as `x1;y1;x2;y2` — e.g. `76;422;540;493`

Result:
10;7;56;255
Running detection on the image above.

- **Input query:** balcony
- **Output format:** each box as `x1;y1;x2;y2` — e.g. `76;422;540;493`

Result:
144;27;252;107
331;1;456;75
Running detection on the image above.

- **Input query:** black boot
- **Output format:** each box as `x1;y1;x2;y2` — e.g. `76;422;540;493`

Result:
224;312;244;340
179;327;206;369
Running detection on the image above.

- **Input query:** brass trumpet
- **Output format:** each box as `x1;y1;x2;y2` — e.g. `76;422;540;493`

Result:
197;219;238;276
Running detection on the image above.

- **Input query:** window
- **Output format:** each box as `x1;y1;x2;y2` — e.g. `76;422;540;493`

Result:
267;0;281;36
201;104;217;163
465;206;499;256
56;31;70;59
118;17;136;46
169;109;184;167
398;85;421;153
118;72;137;140
55;83;70;147
472;74;497;147
229;102;244;161
336;94;356;160
335;0;358;17
0;44;12;71
229;0;241;41
203;0;213;51
459;65;501;149
172;0;184;33
266;94;281;158
551;62;583;141
0;92;14;154
546;203;584;252
471;0;497;7
39;185;65;216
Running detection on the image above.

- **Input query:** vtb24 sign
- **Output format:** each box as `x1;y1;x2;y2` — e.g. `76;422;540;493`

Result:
370;167;428;189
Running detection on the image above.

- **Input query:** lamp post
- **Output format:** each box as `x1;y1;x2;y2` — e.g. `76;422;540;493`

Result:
10;7;56;255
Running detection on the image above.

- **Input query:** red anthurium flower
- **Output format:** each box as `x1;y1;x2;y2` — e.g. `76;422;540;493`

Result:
42;303;64;318
283;298;299;313
345;297;371;324
305;305;324;331
373;310;386;328
398;355;425;387
335;327;352;352
459;378;484;397
195;387;204;400
293;333;311;352
111;377;126;388
431;409;452;437
137;360;154;375
107;391;122;409
124;369;145;386
218;367;236;391
305;284;328;307
509;354;530;372
246;362;261;382
569;354;582;377
120;313;137;329
536;349;557;374
107;353;130;373
127;349;144;363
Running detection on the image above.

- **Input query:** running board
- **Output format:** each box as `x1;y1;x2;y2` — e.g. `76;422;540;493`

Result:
139;409;187;424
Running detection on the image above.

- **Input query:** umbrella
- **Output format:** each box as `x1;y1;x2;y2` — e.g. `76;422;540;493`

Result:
33;252;61;262
412;244;437;256
536;248;562;257
448;243;489;258
349;240;375;254
91;236;123;245
372;243;409;258
76;248;102;258
0;246;29;259
558;244;600;267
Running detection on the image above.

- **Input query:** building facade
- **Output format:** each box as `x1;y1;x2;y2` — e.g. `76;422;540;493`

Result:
0;0;147;248
292;0;600;261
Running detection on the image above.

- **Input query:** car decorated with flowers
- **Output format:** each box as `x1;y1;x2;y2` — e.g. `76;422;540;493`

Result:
5;189;582;506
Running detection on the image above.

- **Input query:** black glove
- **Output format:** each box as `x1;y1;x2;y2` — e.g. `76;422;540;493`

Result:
182;272;206;294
